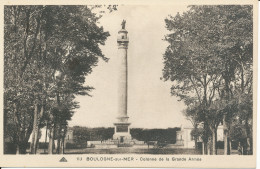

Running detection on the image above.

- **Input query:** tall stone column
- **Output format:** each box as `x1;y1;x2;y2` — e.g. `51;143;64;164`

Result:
117;28;128;122
113;20;131;141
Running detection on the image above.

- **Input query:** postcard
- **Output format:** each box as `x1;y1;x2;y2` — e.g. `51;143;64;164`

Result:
0;0;257;168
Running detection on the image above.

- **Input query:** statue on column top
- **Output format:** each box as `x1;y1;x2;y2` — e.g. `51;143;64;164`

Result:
121;20;126;29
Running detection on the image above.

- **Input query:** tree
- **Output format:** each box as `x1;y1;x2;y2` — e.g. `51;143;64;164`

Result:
162;5;253;155
163;6;224;154
4;5;110;154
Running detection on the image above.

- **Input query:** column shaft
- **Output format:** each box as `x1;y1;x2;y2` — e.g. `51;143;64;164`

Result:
117;47;127;120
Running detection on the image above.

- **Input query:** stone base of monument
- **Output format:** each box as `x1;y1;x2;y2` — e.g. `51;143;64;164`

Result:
112;133;132;141
87;119;145;148
113;122;132;143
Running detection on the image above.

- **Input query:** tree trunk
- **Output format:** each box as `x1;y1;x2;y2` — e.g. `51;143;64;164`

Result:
48;127;54;154
16;144;20;154
57;138;61;154
35;106;44;154
215;129;218;155
44;122;48;154
30;103;38;154
245;116;252;154
227;133;231;155
17;141;27;154
223;114;230;155
207;142;210;155
195;137;198;149
229;140;232;154
33;126;39;154
202;142;205;155
56;124;62;154
246;137;251;155
212;129;216;155
36;137;40;153
203;122;210;155
193;124;198;149
61;137;65;154
223;73;232;155
31;105;43;154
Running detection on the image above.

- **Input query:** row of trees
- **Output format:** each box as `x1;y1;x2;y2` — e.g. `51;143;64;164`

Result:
73;127;114;146
131;128;179;144
71;127;180;145
162;5;253;155
4;5;111;154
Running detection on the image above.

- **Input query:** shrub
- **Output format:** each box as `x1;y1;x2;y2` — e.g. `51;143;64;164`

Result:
66;142;87;149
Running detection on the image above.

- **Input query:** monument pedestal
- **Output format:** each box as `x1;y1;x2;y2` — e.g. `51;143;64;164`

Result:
113;122;131;142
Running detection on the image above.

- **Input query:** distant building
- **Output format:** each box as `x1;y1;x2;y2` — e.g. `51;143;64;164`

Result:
29;127;74;145
176;125;224;148
64;128;74;144
176;126;195;148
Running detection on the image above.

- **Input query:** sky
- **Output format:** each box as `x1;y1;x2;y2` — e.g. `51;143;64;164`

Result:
68;5;192;129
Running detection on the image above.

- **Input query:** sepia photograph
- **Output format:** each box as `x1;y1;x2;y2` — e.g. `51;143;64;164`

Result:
1;0;257;168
